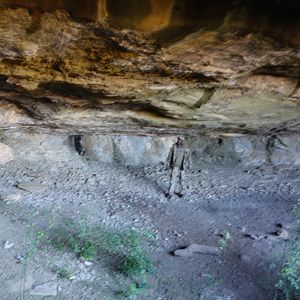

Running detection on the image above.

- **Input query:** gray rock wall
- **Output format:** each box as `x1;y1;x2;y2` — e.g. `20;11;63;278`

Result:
0;131;299;167
232;135;300;166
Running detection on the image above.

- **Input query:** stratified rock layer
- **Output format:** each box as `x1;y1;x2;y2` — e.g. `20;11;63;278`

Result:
0;7;298;135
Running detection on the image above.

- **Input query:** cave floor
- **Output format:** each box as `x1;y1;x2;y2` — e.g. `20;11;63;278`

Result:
0;159;299;300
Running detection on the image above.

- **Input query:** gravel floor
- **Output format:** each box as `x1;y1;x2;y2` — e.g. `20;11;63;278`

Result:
0;158;299;299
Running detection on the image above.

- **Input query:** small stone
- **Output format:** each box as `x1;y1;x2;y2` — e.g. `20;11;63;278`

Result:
15;254;28;264
4;241;14;249
174;244;218;257
83;261;93;266
244;234;266;240
237;226;246;233
274;229;289;239
30;282;58;296
17;183;48;192
0;194;21;202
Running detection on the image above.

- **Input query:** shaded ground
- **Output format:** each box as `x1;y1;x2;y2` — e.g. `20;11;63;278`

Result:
0;158;299;299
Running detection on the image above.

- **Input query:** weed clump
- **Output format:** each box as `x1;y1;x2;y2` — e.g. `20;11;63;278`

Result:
118;252;153;277
274;199;300;300
55;266;74;280
50;219;154;287
276;245;300;300
48;219;155;298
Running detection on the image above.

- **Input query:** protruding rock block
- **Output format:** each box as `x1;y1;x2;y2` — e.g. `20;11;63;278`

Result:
0;143;13;164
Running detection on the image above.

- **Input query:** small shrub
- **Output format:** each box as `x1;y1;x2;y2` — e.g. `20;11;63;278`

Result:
50;219;154;298
218;230;231;251
116;282;146;299
69;235;96;260
276;245;300;300
26;230;46;258
55;266;73;279
118;252;153;277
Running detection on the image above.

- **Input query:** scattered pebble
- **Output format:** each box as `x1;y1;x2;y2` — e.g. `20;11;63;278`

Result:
3;241;14;249
82;260;93;267
0;194;21;202
274;229;289;239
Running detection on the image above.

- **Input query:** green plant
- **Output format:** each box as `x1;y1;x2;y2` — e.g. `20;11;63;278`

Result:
118;252;153;277
69;235;96;260
275;244;300;300
273;199;300;299
218;230;231;251
19;221;46;300
50;219;154;298
292;199;300;215
26;230;46;258
116;282;146;299
55;266;74;279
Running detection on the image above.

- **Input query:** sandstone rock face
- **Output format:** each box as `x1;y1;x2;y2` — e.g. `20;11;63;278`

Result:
0;143;13;164
0;7;298;136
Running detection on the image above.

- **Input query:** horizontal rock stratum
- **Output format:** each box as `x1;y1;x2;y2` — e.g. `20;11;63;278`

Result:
0;4;299;136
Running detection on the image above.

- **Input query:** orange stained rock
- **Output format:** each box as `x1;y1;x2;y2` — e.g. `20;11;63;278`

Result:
96;0;108;22
0;0;108;22
138;0;174;31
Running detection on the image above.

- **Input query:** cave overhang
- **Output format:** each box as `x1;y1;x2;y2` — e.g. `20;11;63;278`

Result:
0;1;299;136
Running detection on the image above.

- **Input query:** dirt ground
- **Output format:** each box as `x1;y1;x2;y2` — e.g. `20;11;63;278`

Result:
0;158;299;300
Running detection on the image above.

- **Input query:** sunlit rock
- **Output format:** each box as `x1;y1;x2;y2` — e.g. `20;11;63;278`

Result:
0;143;13;164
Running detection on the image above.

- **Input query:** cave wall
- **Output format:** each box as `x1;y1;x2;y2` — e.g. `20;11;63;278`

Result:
1;132;299;167
1;0;299;44
0;0;108;22
0;4;298;136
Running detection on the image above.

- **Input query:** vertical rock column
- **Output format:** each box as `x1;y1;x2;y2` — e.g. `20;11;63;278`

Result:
138;0;174;31
96;0;108;22
0;143;13;164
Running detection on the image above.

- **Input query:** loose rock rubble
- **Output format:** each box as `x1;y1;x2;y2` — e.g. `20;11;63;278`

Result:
3;241;14;250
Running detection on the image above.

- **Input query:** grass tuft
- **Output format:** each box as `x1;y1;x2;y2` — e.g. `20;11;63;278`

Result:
118;252;153;277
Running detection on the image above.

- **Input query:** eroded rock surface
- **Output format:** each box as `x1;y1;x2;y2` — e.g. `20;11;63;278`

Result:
0;6;298;135
1;131;299;166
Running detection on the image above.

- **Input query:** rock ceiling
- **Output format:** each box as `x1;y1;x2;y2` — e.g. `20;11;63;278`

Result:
0;0;299;136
